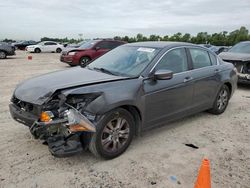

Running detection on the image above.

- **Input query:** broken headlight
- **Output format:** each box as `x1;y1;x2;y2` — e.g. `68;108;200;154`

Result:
66;93;100;112
64;109;96;132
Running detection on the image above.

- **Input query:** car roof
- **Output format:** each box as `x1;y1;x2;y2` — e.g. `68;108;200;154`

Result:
125;41;196;49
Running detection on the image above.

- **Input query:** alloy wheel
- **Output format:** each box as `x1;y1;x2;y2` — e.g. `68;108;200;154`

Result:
101;117;130;152
217;89;228;110
80;57;90;67
0;51;6;59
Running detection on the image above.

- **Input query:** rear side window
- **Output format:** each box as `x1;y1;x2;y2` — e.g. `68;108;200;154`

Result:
209;53;217;65
189;48;211;69
155;48;188;74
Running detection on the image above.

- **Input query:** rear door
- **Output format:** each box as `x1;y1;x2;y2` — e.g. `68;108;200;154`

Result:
143;47;194;128
187;47;221;109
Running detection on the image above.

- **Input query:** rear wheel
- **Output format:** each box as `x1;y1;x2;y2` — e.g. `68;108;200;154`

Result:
89;108;135;159
79;56;91;67
56;48;62;53
0;51;6;59
34;48;41;53
208;85;230;115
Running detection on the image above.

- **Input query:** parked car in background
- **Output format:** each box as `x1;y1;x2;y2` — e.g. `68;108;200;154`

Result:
60;39;125;67
65;41;87;48
26;41;64;53
219;41;250;83
9;42;237;159
0;42;15;59
199;44;229;54
14;40;37;50
209;46;229;54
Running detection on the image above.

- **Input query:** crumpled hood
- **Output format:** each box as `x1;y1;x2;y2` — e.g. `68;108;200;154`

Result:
14;67;127;105
219;52;250;62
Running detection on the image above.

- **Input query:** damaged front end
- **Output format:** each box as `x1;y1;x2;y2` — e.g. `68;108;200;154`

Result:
227;60;250;83
10;93;99;157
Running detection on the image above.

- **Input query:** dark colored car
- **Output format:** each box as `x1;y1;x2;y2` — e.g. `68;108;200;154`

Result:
199;44;229;54
14;40;37;50
9;42;237;159
209;46;229;54
0;42;15;59
219;41;250;83
60;39;125;67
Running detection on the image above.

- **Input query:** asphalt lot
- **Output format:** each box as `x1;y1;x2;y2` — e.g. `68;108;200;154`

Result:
0;51;249;188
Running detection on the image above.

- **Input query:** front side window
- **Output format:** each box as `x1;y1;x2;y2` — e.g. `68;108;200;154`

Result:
96;41;111;49
189;48;211;69
44;42;56;45
155;48;188;74
109;42;123;49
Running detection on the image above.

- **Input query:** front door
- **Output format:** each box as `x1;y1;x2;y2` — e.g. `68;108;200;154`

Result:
94;41;111;58
143;48;194;128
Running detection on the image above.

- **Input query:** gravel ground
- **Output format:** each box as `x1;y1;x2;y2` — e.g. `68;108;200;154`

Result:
0;51;249;188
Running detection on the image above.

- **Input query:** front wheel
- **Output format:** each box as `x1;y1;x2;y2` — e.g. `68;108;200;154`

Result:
56;48;62;53
0;51;7;59
79;56;91;67
34;48;41;53
208;85;230;115
89;108;135;159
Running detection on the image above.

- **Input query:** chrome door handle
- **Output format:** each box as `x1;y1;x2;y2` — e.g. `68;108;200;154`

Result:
214;69;220;73
184;76;193;83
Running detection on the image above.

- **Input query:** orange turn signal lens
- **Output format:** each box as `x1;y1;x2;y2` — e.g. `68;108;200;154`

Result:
40;111;52;122
69;124;88;132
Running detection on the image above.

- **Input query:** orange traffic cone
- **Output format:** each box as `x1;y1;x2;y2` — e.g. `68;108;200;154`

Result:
194;158;211;188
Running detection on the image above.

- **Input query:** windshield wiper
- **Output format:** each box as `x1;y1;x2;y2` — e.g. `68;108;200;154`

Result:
92;67;118;76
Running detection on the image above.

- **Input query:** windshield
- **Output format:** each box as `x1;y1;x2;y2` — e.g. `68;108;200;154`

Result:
229;42;250;54
76;41;87;47
88;46;160;77
37;42;45;45
79;40;99;49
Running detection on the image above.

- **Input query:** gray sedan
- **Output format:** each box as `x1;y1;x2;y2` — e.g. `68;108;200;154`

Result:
9;42;237;159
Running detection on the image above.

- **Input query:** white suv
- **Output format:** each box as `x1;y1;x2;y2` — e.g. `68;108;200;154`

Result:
26;41;64;53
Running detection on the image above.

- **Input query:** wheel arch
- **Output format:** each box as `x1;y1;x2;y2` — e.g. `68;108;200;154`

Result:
119;105;142;136
223;82;232;98
0;49;7;53
34;47;41;52
80;55;92;60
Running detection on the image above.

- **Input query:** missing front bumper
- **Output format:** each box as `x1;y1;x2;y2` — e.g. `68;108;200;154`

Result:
29;108;96;157
47;134;83;157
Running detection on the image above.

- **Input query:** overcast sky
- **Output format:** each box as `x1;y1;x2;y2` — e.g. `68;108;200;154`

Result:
0;0;250;40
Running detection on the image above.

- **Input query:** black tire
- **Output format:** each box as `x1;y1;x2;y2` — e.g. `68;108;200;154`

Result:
34;48;41;53
208;85;230;115
0;51;7;59
56;48;62;53
89;108;135;159
79;56;91;67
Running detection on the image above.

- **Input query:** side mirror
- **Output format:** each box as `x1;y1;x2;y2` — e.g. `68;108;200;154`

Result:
154;69;173;80
95;46;100;51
